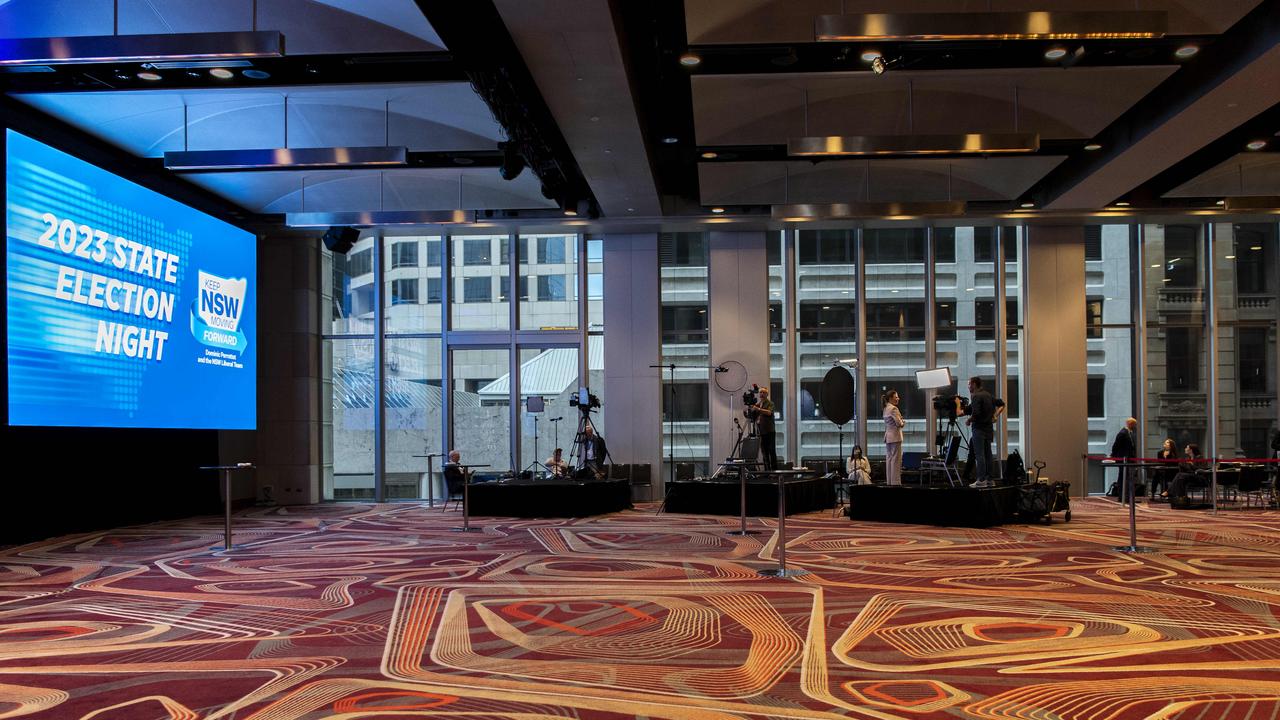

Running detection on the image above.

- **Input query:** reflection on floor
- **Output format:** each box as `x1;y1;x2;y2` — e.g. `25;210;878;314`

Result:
3;498;1280;719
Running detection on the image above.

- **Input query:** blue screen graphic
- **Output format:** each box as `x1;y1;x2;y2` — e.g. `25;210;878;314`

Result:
6;129;256;429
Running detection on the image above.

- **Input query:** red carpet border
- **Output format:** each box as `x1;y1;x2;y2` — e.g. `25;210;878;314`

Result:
2;498;1280;719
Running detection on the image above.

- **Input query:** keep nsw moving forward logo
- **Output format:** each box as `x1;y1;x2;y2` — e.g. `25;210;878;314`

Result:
190;270;248;354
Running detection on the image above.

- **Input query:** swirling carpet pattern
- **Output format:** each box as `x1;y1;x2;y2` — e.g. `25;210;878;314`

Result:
2;498;1280;719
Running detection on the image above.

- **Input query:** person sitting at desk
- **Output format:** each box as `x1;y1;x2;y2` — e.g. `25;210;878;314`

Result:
578;426;609;479
545;448;570;478
442;450;466;505
847;445;871;485
1166;443;1204;507
1152;438;1177;499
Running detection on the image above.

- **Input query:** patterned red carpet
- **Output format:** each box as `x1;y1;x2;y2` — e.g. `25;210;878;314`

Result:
3;498;1280;719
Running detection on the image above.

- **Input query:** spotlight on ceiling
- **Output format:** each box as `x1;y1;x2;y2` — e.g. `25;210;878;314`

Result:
242;68;270;79
1245;140;1268;151
499;143;526;181
321;226;360;254
1113;201;1131;207
1084;142;1103;151
1044;46;1068;60
136;71;161;81
209;67;234;79
710;207;725;214
871;55;888;74
788;133;1039;156
1174;44;1199;58
700;151;718;159
1019;202;1035;208
678;52;702;67
662;136;679;144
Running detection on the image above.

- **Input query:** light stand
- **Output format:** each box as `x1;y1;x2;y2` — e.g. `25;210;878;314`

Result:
549;415;563;450
650;362;680;490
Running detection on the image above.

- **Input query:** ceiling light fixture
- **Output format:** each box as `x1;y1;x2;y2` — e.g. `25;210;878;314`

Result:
165;146;409;171
1225;255;1236;259
209;67;234;79
1019;202;1035;208
860;50;881;62
1044;47;1068;60
710;207;725;214
700;151;718;159
1216;200;1225;206
788;133;1039;156
242;69;270;80
0;31;284;66
563;208;578;217
1174;44;1199;58
1246;140;1268;151
814;11;1167;41
678;52;702;67
871;55;888;74
1251;245;1263;251
662;136;678;144
1114;201;1131;207
771;201;966;220
287;210;470;227
136;71;161;81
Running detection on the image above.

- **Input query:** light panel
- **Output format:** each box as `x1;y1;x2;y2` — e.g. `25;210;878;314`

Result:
788;133;1040;156
814;12;1167;41
165;146;409;171
286;210;472;227
0;31;284;66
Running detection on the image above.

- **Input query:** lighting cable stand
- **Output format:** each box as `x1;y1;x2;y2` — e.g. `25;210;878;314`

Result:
199;463;255;552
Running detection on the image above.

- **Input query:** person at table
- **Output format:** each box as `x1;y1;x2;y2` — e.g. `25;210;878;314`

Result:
442;450;467;504
1167;443;1204;507
579;425;609;479
883;390;905;486
545;447;570;478
847;445;871;485
751;387;778;471
1151;438;1177;499
1108;417;1139;500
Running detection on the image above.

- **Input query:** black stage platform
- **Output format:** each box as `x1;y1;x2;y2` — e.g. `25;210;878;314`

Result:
662;475;835;516
846;484;1019;527
468;477;632;518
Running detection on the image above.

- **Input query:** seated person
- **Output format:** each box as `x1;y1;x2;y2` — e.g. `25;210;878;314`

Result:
1166;443;1204;506
1151;438;1177;498
442;450;467;500
577;426;609;479
545;447;570;478
847;446;871;485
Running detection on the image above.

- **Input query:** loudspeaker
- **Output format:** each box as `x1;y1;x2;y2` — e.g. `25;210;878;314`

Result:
819;365;855;426
322;226;359;254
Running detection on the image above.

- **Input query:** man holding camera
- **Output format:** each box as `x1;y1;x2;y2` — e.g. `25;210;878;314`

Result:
960;377;1005;487
751;387;777;470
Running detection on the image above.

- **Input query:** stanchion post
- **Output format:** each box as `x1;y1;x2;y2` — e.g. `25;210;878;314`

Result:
451;464;484;533
1112;459;1156;554
759;470;809;578
199;463;254;552
727;461;758;537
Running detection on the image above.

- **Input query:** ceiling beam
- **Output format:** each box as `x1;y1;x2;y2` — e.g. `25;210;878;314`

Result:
412;0;597;215
1030;0;1280;210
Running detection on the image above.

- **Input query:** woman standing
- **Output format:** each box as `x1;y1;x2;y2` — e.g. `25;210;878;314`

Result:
883;390;905;486
847;445;871;485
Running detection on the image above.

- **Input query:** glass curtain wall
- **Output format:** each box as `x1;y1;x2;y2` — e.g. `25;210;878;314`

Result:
518;346;580;475
660;232;710;478
519;234;579;330
795;230;857;465
1144;224;1209;455
586;236;604;436
864;228;928;461
1213;222;1278;459
451;235;510;331
1085;224;1135;493
322;231;377;499
934;226;991;464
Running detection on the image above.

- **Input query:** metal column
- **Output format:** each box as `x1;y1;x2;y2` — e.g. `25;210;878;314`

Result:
372;230;386;503
924;227;938;446
783;229;799;465
509;231;520;473
441;234;454;461
578;233;590;389
994;226;1010;460
1205;223;1219;511
1132;225;1148;461
854;228;868;452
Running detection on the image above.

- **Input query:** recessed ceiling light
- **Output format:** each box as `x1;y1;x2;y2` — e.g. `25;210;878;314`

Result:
662;136;678;144
700;151;718;159
563;209;578;217
209;68;234;79
710;207;725;214
242;69;270;80
822;305;830;310
1084;143;1102;151
860;50;880;62
1216;199;1225;206
1250;245;1263;251
1225;255;1236;259
1174;45;1199;58
627;207;635;212
679;52;702;67
136;71;161;81
1019;202;1035;208
1114;201;1130;207
1044;47;1068;60
1246;140;1267;151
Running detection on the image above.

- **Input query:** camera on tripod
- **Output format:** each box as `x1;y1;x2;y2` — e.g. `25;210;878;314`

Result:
569;388;601;414
932;393;970;420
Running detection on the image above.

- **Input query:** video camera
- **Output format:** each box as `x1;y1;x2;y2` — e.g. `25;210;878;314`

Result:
569;388;601;414
932;393;970;420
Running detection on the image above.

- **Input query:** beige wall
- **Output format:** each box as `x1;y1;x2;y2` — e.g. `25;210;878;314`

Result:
220;235;323;505
709;231;769;465
1024;225;1089;495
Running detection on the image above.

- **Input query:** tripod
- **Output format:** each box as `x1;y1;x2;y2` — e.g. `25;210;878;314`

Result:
522;412;550;478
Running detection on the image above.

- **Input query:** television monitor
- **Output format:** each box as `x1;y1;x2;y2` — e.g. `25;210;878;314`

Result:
6;129;257;429
915;367;953;391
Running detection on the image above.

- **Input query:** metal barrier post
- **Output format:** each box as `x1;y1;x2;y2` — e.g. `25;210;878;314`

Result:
199;463;255;552
1111;459;1155;554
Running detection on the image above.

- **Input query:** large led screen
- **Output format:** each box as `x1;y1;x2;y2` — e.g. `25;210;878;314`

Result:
6;129;256;429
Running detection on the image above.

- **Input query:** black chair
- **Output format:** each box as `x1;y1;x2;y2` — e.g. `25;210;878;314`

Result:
1238;465;1269;508
442;465;466;511
675;462;698;481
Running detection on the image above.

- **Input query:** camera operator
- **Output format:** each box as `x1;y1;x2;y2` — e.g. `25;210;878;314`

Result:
958;376;1005;487
578;425;609;479
751;387;777;470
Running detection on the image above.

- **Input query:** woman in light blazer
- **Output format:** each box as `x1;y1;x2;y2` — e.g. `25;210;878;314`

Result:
883;389;905;486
